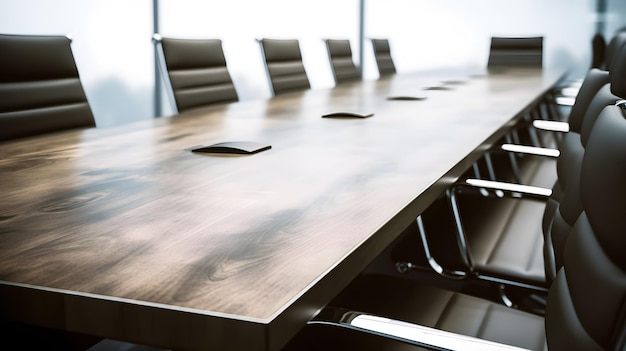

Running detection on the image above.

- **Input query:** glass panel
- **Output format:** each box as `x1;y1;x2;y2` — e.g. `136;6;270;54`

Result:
606;0;626;38
0;0;155;128
365;0;597;79
158;0;360;116
3;1;625;125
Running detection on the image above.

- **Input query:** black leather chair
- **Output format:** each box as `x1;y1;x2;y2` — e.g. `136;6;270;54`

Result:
591;33;607;69
506;35;626;280
543;31;626;126
324;39;361;84
324;39;360;84
487;37;543;68
434;43;626;292
153;34;238;113
370;38;396;76
546;101;626;351
377;46;625;331
283;96;626;351
258;38;310;96
478;37;552;181
487;37;551;147
500;35;626;198
449;82;620;286
0;33;95;142
489;34;626;190
554;31;625;107
603;31;626;73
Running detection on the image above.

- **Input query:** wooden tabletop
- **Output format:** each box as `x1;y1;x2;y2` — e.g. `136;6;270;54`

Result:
0;67;564;350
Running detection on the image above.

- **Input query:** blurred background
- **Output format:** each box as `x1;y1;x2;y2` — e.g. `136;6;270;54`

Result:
1;0;624;127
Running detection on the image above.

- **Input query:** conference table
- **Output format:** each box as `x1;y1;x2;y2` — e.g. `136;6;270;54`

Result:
0;67;565;350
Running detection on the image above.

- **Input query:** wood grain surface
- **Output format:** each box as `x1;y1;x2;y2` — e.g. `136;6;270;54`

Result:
0;67;565;350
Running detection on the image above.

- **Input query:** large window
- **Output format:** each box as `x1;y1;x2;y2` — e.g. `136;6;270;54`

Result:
158;0;360;116
0;0;154;128
606;0;626;36
2;0;625;128
365;0;597;79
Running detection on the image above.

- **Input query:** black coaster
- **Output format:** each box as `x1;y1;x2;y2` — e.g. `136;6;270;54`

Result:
322;111;374;118
191;141;271;155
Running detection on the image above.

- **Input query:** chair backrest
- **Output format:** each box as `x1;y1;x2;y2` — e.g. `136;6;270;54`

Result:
545;102;626;351
258;38;310;95
487;36;543;68
154;35;238;113
0;33;95;142
565;69;610;134
591;33;606;69
604;31;626;72
324;39;360;84
543;43;626;283
370;38;396;75
545;83;618;282
544;42;626;350
563;33;626;135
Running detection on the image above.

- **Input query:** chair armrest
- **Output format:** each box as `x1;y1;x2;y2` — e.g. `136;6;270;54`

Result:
501;143;560;158
464;178;552;198
444;180;550;275
315;311;531;351
532;120;569;132
350;314;531;351
555;96;576;106
558;86;580;97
